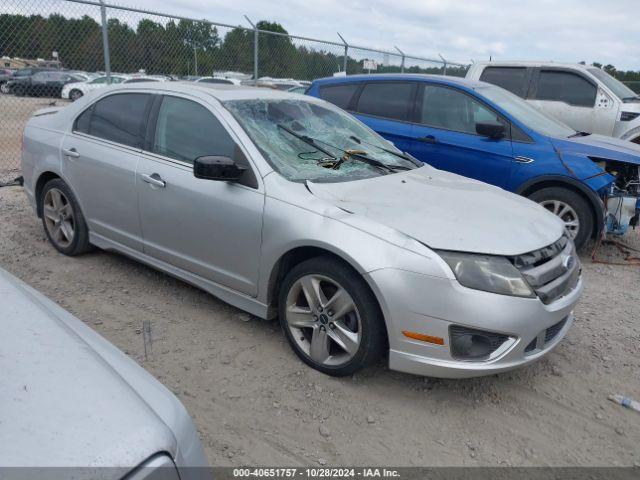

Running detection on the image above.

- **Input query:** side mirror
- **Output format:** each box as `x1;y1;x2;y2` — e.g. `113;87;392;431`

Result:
476;121;506;139
194;155;246;182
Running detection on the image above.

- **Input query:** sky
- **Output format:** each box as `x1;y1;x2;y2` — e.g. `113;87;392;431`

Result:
120;0;639;70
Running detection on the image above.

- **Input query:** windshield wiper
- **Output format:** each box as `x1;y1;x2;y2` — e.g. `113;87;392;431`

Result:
349;135;421;168
277;124;338;160
278;124;394;173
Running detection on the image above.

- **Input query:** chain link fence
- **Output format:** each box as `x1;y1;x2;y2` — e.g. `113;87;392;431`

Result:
0;0;466;184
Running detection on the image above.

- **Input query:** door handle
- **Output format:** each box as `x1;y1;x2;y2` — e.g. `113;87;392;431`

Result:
417;135;437;144
63;148;80;158
514;156;534;164
140;173;166;188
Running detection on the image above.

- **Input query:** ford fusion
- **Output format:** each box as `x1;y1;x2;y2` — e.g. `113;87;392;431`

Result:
21;83;582;378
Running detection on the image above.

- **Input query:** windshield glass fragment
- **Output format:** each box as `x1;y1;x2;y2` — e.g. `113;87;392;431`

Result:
223;98;419;182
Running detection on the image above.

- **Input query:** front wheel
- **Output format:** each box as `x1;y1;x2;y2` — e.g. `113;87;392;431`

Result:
0;82;9;94
528;187;593;250
278;257;386;376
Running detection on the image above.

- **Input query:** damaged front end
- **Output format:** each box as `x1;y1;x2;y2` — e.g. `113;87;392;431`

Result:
597;159;640;235
553;134;640;237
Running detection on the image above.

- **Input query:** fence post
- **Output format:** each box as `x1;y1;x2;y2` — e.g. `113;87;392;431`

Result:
99;0;111;83
337;33;348;74
244;15;258;83
438;53;447;76
395;46;405;73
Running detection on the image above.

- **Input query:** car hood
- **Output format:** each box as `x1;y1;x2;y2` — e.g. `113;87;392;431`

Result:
0;269;176;470
307;166;564;256
552;133;640;166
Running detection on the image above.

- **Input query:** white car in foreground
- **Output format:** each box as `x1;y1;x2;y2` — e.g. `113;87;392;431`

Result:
0;267;208;476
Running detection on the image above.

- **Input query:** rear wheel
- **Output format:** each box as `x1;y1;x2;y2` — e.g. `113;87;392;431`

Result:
0;82;8;94
40;179;92;256
279;256;386;376
528;187;593;249
69;89;83;101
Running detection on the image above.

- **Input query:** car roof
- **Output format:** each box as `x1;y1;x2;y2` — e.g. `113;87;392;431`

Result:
311;73;487;89
472;60;594;70
104;81;321;102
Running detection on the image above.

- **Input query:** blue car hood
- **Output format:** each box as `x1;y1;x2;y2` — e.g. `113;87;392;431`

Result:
551;134;640;166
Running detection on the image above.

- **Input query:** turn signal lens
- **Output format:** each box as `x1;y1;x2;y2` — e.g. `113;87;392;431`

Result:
402;330;445;345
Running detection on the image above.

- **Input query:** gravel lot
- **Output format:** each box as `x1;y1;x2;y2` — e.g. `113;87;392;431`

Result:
1;185;639;467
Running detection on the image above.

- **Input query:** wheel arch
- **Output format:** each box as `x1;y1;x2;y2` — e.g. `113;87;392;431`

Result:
34;171;62;218
516;175;604;237
266;244;391;351
266;246;362;314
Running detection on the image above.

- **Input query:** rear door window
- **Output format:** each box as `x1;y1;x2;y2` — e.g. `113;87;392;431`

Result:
84;93;152;148
318;83;359;109
534;70;597;107
479;67;529;97
356;82;414;121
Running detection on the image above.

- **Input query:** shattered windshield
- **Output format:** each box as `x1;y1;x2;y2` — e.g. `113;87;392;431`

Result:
223;98;419;182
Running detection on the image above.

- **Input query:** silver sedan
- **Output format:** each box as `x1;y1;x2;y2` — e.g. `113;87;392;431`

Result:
21;82;582;378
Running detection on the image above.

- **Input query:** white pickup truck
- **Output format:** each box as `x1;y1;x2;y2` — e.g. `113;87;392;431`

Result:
466;61;640;144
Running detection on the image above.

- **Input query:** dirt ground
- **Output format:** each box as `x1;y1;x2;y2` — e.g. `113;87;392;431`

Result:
1;184;639;467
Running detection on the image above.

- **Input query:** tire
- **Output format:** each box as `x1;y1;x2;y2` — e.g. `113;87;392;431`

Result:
528;187;593;250
0;82;8;94
278;256;386;376
69;89;83;101
40;179;92;256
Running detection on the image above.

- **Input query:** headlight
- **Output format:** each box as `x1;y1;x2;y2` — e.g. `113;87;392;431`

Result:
436;250;534;298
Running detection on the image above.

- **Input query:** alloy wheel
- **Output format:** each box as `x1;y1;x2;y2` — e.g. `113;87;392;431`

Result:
539;199;579;239
285;274;362;366
43;188;75;248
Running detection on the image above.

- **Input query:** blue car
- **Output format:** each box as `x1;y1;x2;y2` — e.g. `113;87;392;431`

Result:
307;74;640;249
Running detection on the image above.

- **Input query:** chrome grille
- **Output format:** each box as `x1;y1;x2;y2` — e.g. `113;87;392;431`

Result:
511;236;581;305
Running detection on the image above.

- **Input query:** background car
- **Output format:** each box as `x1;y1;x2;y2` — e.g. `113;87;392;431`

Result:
21;82;581;379
62;74;129;101
0;267;208;475
123;75;172;84
466;61;640;144
195;76;242;85
287;85;307;94
0;67;15;94
8;70;84;97
307;74;640;249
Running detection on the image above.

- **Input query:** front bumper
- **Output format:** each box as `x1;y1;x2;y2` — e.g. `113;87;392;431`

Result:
365;268;583;379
